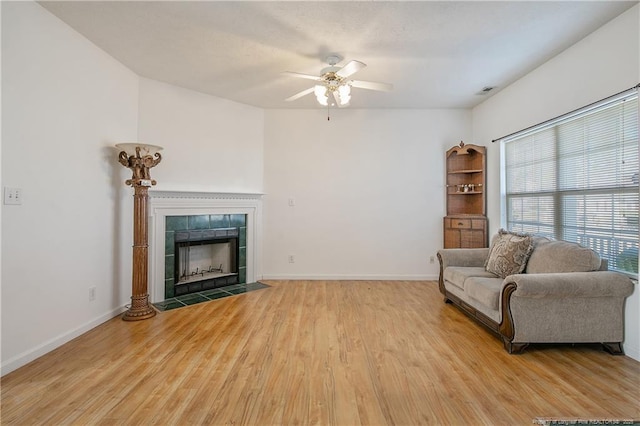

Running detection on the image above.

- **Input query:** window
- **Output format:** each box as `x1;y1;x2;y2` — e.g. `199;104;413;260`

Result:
500;87;639;276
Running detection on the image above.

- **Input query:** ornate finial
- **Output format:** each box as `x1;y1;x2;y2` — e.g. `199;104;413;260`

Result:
459;141;465;148
116;143;162;187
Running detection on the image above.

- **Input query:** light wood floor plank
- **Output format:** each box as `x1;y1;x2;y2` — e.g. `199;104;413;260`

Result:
2;280;639;425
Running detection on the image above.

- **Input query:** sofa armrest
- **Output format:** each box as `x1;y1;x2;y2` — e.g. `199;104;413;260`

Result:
502;271;634;298
437;248;490;269
499;271;635;351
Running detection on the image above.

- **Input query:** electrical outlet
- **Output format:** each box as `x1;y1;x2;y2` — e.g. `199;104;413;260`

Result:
89;287;96;301
4;187;22;205
288;255;295;263
430;256;435;264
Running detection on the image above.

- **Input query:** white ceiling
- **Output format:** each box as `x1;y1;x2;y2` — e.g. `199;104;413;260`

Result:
39;1;637;109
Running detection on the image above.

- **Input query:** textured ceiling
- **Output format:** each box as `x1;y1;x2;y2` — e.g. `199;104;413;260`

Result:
39;1;637;109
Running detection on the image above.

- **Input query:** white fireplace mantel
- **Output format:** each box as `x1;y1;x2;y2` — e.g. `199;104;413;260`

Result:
148;190;263;302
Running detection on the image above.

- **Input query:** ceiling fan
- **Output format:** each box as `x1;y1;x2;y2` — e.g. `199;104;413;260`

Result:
284;55;393;107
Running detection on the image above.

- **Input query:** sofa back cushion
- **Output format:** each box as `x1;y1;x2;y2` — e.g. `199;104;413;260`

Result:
525;237;601;273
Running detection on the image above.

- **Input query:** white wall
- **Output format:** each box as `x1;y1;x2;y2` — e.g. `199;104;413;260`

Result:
1;2;140;373
472;5;640;361
137;78;264;194
263;108;471;280
1;0;4;368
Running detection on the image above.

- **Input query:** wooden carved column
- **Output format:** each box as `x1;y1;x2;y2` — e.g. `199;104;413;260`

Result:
117;144;162;321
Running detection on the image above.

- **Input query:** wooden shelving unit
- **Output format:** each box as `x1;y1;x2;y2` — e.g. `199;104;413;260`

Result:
444;142;488;248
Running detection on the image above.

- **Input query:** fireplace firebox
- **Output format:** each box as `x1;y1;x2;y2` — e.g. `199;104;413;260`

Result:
174;228;239;296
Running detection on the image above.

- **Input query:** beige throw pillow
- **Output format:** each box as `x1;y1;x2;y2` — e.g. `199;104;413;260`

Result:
485;229;534;279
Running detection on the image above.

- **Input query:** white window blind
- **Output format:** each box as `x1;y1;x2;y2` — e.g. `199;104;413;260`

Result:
501;87;639;276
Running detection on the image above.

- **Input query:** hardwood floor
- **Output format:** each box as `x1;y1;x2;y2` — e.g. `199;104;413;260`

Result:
2;280;639;425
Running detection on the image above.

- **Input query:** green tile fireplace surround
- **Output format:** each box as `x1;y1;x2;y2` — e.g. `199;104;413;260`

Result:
164;214;247;299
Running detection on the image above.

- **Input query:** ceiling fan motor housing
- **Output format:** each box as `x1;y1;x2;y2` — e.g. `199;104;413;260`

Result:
321;67;341;79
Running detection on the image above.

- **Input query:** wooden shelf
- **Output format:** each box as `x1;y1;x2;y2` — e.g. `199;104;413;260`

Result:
448;169;484;174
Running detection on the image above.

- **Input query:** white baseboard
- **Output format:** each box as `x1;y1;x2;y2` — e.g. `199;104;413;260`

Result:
1;305;127;376
260;274;439;281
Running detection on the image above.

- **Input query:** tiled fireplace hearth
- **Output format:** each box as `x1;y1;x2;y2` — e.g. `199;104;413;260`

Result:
148;191;262;303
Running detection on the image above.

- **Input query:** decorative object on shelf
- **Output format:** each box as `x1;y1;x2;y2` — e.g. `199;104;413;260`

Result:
116;142;163;321
456;183;483;193
443;141;488;248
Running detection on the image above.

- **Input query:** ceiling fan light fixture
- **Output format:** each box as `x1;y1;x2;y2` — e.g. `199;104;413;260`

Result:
338;85;351;105
314;85;328;106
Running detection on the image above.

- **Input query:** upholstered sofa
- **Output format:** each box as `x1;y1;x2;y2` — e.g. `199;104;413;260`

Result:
437;231;635;354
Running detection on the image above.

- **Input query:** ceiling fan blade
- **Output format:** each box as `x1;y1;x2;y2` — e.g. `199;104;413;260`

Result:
283;71;321;81
285;87;315;102
336;60;366;78
350;80;393;92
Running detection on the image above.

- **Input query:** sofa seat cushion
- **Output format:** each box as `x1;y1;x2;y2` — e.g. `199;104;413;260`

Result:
443;267;498;290
525;239;601;273
465;276;504;311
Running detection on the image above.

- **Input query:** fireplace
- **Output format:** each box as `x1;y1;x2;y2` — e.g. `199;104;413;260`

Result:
174;228;239;296
148;190;262;303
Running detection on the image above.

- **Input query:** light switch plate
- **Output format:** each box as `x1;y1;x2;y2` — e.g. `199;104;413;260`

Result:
4;187;22;205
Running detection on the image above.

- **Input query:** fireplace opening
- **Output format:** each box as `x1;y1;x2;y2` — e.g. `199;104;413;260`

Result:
174;228;239;296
